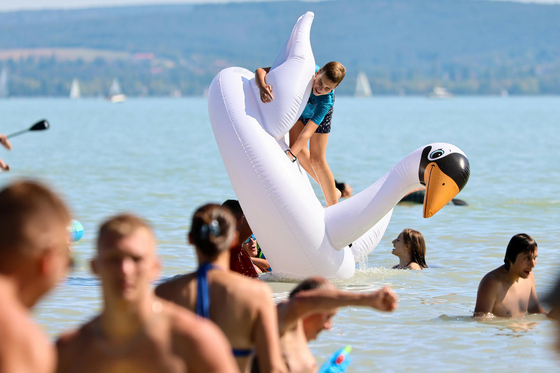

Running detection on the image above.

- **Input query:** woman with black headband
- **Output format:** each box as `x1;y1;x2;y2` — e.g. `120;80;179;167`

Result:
156;203;287;373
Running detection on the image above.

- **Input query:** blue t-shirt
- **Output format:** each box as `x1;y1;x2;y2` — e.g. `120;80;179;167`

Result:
300;65;335;125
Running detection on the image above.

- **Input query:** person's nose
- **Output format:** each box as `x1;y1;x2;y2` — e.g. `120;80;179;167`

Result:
323;320;333;331
120;257;135;275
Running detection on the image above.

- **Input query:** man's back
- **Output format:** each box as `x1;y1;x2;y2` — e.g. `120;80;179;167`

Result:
56;299;237;373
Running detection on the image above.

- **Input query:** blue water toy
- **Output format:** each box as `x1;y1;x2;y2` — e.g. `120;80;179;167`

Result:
68;219;84;242
318;345;352;373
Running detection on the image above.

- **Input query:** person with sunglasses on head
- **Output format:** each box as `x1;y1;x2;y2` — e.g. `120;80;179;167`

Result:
242;234;272;273
0;180;72;373
156;203;287;373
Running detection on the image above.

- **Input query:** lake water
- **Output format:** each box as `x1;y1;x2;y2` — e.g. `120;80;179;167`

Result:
1;96;559;372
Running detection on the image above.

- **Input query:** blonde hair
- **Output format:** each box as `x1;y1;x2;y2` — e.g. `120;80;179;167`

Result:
97;213;153;249
321;61;346;85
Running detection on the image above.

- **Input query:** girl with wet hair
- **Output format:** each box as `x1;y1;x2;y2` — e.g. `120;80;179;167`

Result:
156;203;287;373
391;228;428;270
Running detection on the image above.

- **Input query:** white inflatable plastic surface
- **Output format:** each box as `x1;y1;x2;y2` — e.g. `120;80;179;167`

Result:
207;12;470;278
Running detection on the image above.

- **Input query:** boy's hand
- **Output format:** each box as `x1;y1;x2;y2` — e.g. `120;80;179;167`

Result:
259;84;274;103
366;287;398;312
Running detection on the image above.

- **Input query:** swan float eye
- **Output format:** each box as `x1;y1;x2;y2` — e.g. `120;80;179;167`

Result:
428;149;445;160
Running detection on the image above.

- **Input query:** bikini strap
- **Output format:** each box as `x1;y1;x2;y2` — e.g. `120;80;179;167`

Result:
196;262;217;319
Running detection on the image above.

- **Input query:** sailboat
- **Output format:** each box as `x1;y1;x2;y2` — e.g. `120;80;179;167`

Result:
69;78;81;99
355;71;372;97
107;79;126;103
0;68;8;98
428;86;453;98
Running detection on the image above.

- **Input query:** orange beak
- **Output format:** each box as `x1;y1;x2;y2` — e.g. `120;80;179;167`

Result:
423;162;460;218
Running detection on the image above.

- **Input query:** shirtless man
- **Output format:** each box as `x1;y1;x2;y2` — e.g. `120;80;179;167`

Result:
0;180;72;373
56;213;238;373
474;233;547;318
0;133;12;170
276;277;398;373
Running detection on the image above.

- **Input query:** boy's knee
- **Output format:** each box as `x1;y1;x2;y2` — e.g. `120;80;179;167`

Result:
310;155;327;167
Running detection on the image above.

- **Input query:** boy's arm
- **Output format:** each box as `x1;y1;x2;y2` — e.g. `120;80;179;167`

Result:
290;120;318;157
528;275;547;314
473;276;498;317
255;67;273;103
278;287;397;335
0;134;12;150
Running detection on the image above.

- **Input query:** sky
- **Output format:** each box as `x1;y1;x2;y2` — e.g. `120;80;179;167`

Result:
0;0;559;12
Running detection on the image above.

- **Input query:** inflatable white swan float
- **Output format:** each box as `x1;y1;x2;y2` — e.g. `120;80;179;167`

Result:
208;12;470;279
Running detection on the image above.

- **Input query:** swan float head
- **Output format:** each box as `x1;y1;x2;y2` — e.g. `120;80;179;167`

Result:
418;143;470;218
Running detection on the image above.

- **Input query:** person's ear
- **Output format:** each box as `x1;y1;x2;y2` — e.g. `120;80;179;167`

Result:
188;232;194;245
38;246;56;276
151;259;161;282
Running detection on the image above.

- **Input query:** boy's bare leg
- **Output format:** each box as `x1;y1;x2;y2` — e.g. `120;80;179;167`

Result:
309;133;338;206
289;121;320;184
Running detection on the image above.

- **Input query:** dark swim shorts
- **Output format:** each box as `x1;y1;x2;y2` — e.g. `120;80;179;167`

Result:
300;106;333;134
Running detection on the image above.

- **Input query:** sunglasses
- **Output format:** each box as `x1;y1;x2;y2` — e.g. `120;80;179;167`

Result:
243;234;256;244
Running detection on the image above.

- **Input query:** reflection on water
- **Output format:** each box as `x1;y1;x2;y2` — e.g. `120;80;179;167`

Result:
3;97;560;372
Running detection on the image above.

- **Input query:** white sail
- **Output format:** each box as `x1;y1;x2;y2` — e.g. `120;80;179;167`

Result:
0;68;8;98
108;78;126;103
355;71;372;97
70;78;81;99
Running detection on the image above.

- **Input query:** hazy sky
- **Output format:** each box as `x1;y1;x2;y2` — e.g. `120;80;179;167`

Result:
0;0;559;12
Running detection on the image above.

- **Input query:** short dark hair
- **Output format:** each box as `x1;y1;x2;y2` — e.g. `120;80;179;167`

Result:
222;199;243;220
190;204;236;259
289;276;331;298
504;233;537;271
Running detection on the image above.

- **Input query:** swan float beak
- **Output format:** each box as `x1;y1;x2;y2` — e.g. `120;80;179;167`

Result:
423;162;460;217
420;146;470;218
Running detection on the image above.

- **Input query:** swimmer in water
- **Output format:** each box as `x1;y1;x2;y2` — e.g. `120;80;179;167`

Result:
56;213;238;373
156;204;287;373
474;233;547;318
391;229;428;270
275;277;397;373
0;180;72;373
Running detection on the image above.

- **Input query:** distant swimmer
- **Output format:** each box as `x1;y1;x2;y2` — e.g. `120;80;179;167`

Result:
0;180;72;373
0;133;12;170
474;233;547;318
391;229;428;270
156;204;287;373
275;277;397;373
56;213;238;373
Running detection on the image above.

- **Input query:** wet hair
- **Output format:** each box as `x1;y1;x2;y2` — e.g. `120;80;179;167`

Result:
0;180;70;271
97;213;153;250
190;203;236;259
321;61;346;85
401;228;428;269
504;233;537;271
222;199;243;221
289;276;331;298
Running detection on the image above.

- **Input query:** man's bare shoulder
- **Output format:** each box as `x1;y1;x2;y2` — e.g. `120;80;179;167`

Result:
480;266;508;286
0;292;55;373
56;318;96;356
